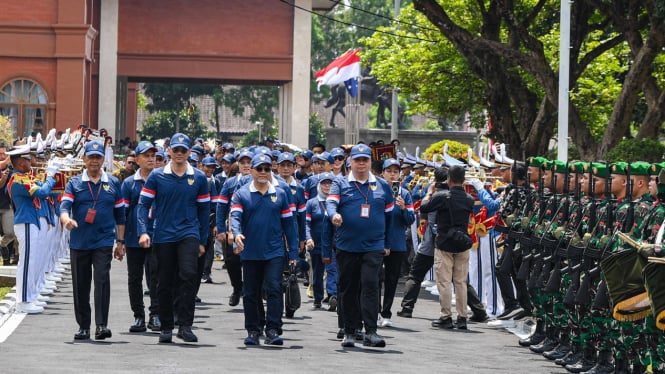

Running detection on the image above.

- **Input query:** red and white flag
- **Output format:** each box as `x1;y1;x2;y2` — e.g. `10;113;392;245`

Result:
315;48;361;94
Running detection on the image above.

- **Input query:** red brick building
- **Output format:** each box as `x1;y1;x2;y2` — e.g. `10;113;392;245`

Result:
0;0;336;148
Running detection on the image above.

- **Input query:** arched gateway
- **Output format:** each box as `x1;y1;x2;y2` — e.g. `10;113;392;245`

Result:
0;0;337;148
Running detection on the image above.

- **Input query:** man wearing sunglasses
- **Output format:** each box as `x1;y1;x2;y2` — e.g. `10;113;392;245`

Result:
137;133;211;344
230;154;299;346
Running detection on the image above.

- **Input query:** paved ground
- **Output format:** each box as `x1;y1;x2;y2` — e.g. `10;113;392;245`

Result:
0;260;567;373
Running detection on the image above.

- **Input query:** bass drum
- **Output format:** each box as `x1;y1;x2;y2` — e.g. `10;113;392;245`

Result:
643;261;665;330
601;249;650;322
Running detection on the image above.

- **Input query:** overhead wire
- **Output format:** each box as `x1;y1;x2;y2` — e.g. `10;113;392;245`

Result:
279;0;437;43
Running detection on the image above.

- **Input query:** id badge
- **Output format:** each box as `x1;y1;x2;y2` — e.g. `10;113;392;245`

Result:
360;204;370;218
85;208;97;224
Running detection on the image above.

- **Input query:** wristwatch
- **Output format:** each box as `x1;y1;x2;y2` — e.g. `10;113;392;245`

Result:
116;239;125;244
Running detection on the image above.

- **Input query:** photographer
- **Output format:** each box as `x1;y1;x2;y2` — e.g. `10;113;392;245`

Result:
420;165;474;329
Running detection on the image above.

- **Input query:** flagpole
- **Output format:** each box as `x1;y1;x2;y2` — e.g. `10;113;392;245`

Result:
390;0;401;142
557;0;570;162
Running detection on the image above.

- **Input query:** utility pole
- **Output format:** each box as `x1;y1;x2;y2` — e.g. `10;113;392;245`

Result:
557;0;570;162
390;0;401;142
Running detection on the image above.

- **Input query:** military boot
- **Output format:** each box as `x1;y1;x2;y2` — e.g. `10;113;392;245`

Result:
632;362;645;374
530;326;558;354
0;246;9;266
555;342;581;366
519;319;546;347
565;345;596;373
544;334;571;360
612;356;629;374
580;350;613;374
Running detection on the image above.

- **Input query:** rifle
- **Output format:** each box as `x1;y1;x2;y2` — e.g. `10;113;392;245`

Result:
622;164;635;233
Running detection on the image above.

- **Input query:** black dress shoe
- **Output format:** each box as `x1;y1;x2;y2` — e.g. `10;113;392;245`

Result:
431;317;454;329
363;332;386;347
229;292;241;307
176;326;198;342
195;296;202;303
518;332;546;346
336;328;344;340
354;329;364;341
529;337;558;353
469;312;488;323
455;317;467;330
543;343;570;360
148;315;161;331
396;308;413;318
95;325;112;340
74;328;90;340
328;295;337;312
129;318;146;333
159;330;172;343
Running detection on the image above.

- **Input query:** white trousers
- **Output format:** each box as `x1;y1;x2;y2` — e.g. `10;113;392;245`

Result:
468;233;504;316
15;218;48;303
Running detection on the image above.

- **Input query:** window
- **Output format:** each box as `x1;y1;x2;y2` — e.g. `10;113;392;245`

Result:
0;79;48;140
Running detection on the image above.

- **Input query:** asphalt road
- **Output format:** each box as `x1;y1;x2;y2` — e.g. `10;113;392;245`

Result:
0;260;566;373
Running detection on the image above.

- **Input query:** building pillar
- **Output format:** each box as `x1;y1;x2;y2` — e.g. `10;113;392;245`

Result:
98;0;119;138
280;0;311;149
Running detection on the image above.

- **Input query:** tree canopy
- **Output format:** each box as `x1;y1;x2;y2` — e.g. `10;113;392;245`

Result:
361;0;665;160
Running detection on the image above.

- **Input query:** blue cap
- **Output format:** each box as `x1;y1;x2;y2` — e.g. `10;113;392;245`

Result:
330;147;345;158
84;141;105;157
156;150;166;159
277;152;295;164
237;149;254;161
223;143;235;150
135;141;157;155
350;144;371;159
345;158;351;168
255;146;271;156
313;151;333;164
251;154;272;168
201;156;217;166
195;137;204;144
382;158;400;170
191;144;205;155
271;149;281;159
170;133;191;150
188;152;199;162
298;150;313;160
318;172;335;182
221;154;236;163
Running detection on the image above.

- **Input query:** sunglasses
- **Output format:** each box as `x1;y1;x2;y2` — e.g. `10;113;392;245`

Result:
172;147;188;154
156;157;164;161
334;156;345;161
127;161;137;166
254;166;272;173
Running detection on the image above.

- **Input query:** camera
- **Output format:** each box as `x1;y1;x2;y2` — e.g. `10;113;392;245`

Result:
391;181;400;198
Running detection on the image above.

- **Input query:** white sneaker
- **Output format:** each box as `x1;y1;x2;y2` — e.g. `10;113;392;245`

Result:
59;257;71;264
46;273;62;282
33;300;47;307
53;265;66;273
16;302;44;314
40;288;54;296
37;295;50;302
487;319;516;328
379;318;393;328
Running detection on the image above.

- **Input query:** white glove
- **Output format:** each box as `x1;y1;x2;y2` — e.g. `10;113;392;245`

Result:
46;165;58;178
469;178;483;192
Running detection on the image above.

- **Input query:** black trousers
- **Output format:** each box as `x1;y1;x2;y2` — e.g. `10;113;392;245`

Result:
380;251;405;319
155;238;199;330
70;247;112;329
222;240;242;294
496;245;532;311
126;246;159;319
337;250;383;335
195;236;215;296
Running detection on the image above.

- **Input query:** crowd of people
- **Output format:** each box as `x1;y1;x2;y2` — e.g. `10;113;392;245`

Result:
4;130;665;373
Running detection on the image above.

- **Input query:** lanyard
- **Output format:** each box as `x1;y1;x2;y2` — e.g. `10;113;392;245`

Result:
87;181;103;209
353;181;370;204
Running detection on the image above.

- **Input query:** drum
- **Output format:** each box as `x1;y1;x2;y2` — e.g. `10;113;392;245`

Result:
600;249;650;321
643;261;665;330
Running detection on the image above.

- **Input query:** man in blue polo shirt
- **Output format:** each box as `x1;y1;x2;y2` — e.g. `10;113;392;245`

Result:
230;153;299;346
325;144;394;348
137;133;210;344
60;141;126;340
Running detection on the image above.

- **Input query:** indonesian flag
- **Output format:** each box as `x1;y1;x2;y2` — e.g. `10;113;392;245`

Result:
315;48;361;97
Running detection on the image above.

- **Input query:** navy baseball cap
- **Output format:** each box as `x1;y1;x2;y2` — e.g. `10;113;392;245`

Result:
188;152;199;162
350;144;371;159
271;149;282;159
170;133;190;150
298;150;313;160
84;141;105;157
255;146;271;156
277;152;296;164
135;141;157;155
251;154;272;168
223;142;235;150
318;172;335;182
221;154;236;163
313;151;333;164
201;156;217;166
382;158;400;170
156;150;166;159
330;147;345;159
237;149;254;161
191;144;205;155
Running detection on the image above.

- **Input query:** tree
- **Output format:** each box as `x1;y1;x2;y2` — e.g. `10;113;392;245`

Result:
138;107;213;142
362;0;665;159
